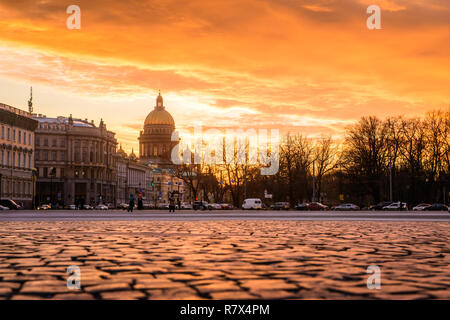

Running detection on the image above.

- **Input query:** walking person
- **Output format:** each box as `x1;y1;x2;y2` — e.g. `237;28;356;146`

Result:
128;193;135;212
169;197;176;213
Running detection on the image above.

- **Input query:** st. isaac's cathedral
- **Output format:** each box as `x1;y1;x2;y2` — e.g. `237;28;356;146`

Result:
138;91;178;166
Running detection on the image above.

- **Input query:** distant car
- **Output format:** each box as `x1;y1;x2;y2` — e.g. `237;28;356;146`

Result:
0;205;10;211
82;204;94;210
67;204;77;210
95;204;108;210
157;203;169;210
295;203;308;211
180;202;193;210
333;203;360;211
193;201;208;210
369;202;392;211
208;203;222;210
382;202;408;210
37;204;51;210
412;203;431;211
423;203;448;211
307;202;328;211
0;199;21;210
220;203;233;210
273;202;290;210
118;203;129;210
242;198;262;210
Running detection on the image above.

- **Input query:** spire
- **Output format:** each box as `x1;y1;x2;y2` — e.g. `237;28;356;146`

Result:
28;86;33;113
156;90;163;109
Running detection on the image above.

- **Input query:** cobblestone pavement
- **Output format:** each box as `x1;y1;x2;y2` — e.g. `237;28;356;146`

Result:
0;220;449;299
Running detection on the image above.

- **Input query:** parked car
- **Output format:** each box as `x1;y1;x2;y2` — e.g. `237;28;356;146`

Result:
369;202;392;211
382;202;408;210
242;198;262;210
0;199;21;210
82;204;94;210
157;203;169;210
37;204;51;210
333;203;360;211
95;204;108;210
307;202;328;211
295;203;308;211
208;203;222;210
412;203;431;211
220;203;233;210
273;202;290;210
67;204;77;210
193;201;208;210
423;203;448;211
0;205;10;210
118;203;129;210
180;202;193;210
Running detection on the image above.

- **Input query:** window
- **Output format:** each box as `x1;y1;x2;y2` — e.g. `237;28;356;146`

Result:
7;151;10;166
36;137;40;146
17;152;20;167
13;129;16;141
0;149;3;165
12;152;15;167
43;167;48;177
52;139;57;147
52;151;57;161
18;131;22;143
28;154;31;168
7;128;10;140
24;132;26;144
44;138;48;146
29;133;32;145
1;126;4;139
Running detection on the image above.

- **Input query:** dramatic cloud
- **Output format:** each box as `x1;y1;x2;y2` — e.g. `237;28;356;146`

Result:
0;0;448;153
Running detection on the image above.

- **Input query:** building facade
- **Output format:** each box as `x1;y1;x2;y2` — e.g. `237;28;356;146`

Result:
33;114;117;207
0;103;38;208
115;146;153;206
151;168;186;205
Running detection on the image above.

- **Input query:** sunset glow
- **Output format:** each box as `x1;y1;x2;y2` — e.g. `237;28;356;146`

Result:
0;0;449;154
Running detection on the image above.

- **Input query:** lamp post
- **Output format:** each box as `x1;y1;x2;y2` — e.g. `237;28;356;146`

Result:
312;160;316;202
389;158;393;202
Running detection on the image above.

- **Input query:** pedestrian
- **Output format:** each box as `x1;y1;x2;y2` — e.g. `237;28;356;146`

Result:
128;193;135;212
169;197;175;213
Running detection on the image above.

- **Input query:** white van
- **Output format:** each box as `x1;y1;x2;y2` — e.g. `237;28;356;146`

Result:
242;198;262;210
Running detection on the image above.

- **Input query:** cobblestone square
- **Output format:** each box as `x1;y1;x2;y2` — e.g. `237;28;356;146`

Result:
0;218;449;299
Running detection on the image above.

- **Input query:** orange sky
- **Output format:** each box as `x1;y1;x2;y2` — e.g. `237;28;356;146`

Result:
0;0;449;154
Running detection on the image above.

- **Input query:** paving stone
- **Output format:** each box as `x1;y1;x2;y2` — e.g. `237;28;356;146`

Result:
51;293;95;300
101;291;146;300
85;282;131;293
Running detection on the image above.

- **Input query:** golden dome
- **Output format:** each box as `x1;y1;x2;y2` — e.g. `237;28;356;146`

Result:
144;91;175;126
144;108;175;126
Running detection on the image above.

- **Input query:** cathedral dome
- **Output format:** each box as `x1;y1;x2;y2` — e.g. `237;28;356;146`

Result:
144;91;175;126
144;109;175;126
